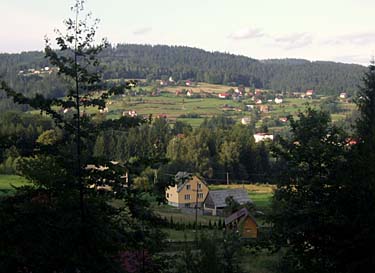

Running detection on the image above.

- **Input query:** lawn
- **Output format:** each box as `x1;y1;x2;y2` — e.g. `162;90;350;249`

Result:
154;204;224;226
0;175;28;196
27;81;356;131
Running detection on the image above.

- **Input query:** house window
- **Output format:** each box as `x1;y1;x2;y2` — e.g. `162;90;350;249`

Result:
186;184;191;190
184;194;191;200
198;193;204;199
166;193;169;198
198;183;202;189
185;203;190;208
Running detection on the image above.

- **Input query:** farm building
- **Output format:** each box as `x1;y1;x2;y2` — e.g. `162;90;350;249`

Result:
166;172;209;208
204;189;252;216
274;97;283;104
306;89;315;96
340;92;348;99
241;117;251;125
225;207;258;239
218;93;230;99
253;133;274;143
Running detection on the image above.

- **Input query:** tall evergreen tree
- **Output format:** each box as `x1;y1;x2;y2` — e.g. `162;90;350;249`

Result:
0;1;162;272
338;61;375;272
270;108;348;273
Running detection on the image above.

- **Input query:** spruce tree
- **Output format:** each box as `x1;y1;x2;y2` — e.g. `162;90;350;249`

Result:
0;1;162;272
338;61;375;273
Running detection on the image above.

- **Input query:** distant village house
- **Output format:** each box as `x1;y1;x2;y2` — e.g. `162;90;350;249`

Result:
254;133;274;143
274;97;283;104
306;89;315;96
218;93;230;99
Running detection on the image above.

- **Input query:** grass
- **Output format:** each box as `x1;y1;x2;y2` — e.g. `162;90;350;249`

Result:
161;228;218;242
27;81;357;131
0;175;28;196
154;204;223;226
240;248;280;273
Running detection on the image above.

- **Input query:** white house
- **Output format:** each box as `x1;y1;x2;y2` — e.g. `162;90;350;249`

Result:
253;133;274;143
275;97;283;104
340;92;348;99
241;117;251;125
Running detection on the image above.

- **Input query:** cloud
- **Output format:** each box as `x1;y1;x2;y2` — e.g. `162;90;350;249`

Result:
133;27;152;36
274;33;313;50
228;27;264;40
326;32;375;45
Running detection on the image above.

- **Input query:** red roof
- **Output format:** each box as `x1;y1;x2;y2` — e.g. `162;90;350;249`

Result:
306;89;314;95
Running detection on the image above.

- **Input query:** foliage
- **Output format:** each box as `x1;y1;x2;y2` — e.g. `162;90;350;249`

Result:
0;45;365;102
174;231;244;273
270;107;349;273
336;62;375;272
0;1;163;272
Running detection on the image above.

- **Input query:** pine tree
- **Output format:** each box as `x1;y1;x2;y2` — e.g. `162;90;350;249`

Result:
270;108;349;273
0;1;162;272
338;61;375;273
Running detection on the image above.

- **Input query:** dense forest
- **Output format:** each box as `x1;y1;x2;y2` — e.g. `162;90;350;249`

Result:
0;44;365;103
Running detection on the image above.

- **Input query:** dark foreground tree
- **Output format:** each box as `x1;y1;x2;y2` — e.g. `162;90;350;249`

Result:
0;1;163;272
270;108;349;273
336;61;375;273
270;62;375;273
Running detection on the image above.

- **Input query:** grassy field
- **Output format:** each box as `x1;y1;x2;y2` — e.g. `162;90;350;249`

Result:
154;204;224;226
28;81;356;132
105;84;356;131
0;175;28;196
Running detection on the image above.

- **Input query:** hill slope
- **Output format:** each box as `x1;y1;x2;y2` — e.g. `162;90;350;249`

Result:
0;44;366;99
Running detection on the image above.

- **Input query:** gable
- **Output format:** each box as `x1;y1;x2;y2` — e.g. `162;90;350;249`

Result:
177;175;208;193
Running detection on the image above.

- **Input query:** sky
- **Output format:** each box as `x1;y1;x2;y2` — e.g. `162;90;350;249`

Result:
1;0;374;65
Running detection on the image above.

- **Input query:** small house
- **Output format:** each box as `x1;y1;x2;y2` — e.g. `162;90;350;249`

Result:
274;97;283;104
306;89;315;96
225;207;258;239
279;117;288;123
259;105;269;113
340;92;348;99
166;173;209;208
204;189;252;216
218;93;230;99
254;133;274;143
255;89;262;95
241;117;251;125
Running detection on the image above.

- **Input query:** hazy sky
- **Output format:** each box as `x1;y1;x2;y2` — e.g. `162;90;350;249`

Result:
1;0;374;65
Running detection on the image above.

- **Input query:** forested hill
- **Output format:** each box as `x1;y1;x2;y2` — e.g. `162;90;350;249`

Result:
101;45;365;94
0;44;366;97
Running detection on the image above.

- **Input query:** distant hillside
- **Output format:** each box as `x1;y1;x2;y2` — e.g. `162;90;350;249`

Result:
0;44;366;100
